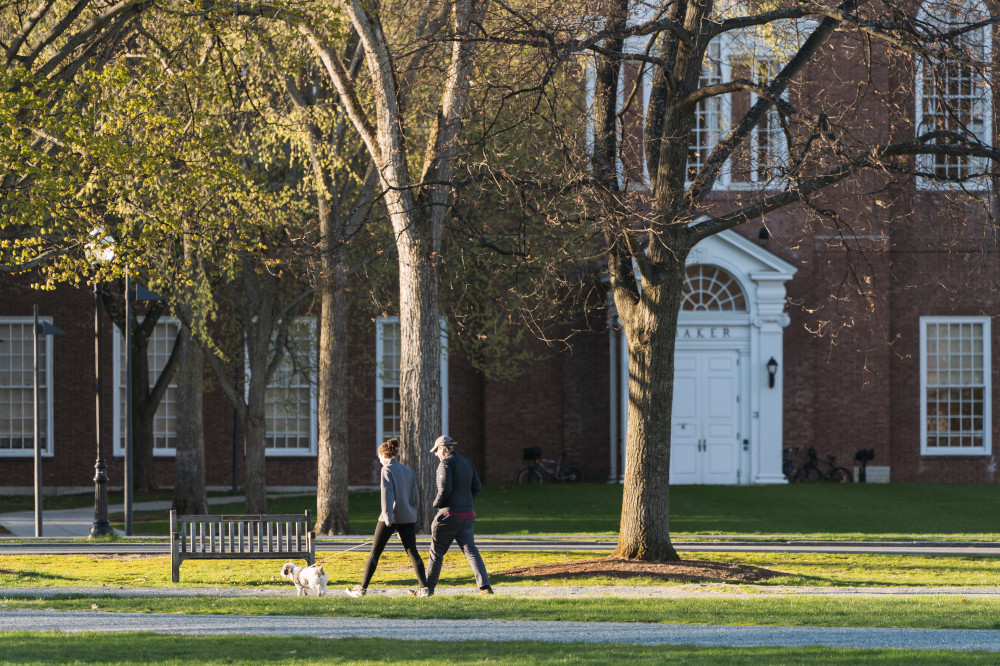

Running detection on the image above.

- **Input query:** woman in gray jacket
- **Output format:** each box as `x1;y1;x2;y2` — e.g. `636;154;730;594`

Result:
346;438;427;597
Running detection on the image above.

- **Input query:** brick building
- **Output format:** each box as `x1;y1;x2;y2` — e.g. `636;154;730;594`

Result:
3;3;998;494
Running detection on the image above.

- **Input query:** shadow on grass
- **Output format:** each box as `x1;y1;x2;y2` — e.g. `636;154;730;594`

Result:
3;568;79;583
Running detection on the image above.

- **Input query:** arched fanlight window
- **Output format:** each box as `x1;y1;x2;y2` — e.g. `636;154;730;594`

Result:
680;265;747;311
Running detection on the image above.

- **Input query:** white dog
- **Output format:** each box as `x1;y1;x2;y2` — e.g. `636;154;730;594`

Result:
281;562;328;597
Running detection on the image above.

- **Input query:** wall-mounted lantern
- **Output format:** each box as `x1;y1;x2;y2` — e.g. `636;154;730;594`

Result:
766;357;779;388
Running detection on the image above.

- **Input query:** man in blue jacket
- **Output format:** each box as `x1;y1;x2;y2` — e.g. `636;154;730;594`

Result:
419;435;493;596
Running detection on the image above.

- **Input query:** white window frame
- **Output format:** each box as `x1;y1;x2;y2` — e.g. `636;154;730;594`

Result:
0;318;55;458
746;58;789;186
915;0;992;190
639;30;804;190
256;316;318;457
375;316;449;447
920;316;992;456
113;317;180;457
680;264;748;312
687;38;731;187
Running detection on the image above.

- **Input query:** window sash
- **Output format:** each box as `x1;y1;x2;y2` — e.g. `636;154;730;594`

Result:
688;40;726;182
915;3;992;187
375;316;449;448
263;317;317;456
113;318;180;456
0;319;55;457
376;318;403;441
920;317;992;455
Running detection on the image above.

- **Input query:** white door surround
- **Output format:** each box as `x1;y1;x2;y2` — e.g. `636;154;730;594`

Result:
607;230;797;485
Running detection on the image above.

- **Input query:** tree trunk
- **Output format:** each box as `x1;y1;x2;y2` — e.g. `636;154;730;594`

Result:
131;331;158;492
172;326;209;514
243;408;268;514
315;250;354;534
397;233;442;530
133;401;158;492
612;256;686;562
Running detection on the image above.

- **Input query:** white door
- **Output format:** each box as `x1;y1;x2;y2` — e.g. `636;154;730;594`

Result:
669;351;741;484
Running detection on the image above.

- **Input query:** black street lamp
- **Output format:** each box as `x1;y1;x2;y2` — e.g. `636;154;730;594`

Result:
33;304;64;537
124;272;162;536
91;284;114;537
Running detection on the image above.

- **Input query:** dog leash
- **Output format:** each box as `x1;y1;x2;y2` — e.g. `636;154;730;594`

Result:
313;540;373;564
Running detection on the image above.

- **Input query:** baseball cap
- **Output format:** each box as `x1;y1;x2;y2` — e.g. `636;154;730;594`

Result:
431;435;456;451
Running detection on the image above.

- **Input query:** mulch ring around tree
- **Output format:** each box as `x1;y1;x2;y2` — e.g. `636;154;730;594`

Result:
495;556;786;583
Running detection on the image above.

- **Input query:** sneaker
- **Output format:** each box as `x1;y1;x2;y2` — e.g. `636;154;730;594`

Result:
478;586;494;595
345;585;366;598
408;587;431;598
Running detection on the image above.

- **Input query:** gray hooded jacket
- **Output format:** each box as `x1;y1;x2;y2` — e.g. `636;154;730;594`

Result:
379;458;420;525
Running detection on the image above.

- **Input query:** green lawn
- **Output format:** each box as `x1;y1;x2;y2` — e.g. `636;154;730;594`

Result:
4;594;1000;630
86;482;1000;537
5;482;1000;660
5;549;1000;589
2;634;991;665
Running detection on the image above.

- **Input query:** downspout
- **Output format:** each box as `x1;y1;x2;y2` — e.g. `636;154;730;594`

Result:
608;312;619;482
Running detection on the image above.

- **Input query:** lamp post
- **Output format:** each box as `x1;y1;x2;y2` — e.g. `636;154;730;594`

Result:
125;270;132;536
91;284;114;537
33;305;64;537
124;273;162;536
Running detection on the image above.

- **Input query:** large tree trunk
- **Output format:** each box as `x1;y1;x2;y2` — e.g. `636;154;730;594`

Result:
308;0;483;530
316;248;354;534
612;262;686;562
172;327;209;514
397;233;442;529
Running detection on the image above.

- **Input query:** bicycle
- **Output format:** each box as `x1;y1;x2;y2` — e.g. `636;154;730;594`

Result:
794;446;853;483
516;447;585;484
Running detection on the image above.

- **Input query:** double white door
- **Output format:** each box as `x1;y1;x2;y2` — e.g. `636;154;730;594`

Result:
670;350;741;484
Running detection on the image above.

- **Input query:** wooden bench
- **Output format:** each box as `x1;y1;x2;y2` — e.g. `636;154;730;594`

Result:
170;511;316;583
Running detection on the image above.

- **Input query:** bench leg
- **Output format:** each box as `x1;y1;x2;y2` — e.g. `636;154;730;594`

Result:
170;536;181;583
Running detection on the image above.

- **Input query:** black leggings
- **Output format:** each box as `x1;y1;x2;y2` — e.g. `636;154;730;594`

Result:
360;520;427;589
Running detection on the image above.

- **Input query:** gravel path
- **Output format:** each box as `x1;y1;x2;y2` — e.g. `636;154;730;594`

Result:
3;609;1000;651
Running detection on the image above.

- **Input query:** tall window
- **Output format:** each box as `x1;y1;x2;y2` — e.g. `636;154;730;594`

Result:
920;317;991;455
376;318;402;440
688;40;726;182
680;265;747;311
682;38;792;188
915;0;991;184
0;318;54;457
375;317;449;446
264;318;317;455
750;59;786;184
113;318;180;456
